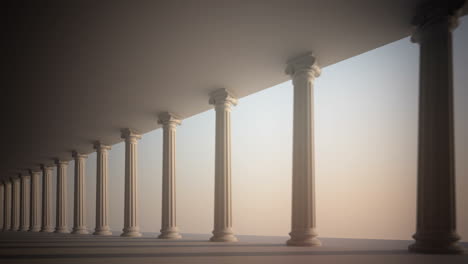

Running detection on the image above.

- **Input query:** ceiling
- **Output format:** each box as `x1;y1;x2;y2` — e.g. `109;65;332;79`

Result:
3;0;466;178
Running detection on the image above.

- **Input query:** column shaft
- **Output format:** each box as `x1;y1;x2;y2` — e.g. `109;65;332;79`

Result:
29;170;41;232
121;129;142;237
40;166;54;232
94;143;112;235
3;181;11;231
0;184;4;230
11;177;21;231
19;175;31;231
72;152;89;234
55;161;70;233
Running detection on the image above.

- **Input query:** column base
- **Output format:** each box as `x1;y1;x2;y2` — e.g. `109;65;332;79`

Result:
94;227;113;236
54;227;70;234
409;233;464;254
29;226;41;232
210;230;238;242
40;226;54;233
287;229;321;247
158;229;182;239
121;227;142;237
19;226;30;232
9;227;19;232
71;227;89;235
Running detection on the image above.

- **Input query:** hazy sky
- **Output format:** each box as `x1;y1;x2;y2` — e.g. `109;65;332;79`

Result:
47;16;467;241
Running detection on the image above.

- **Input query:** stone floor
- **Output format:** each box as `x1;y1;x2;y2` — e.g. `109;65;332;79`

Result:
0;232;467;264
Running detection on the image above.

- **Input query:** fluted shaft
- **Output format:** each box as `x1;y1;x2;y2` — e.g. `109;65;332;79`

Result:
3;181;12;231
94;142;112;236
0;183;4;230
40;165;54;232
285;53;321;247
29;170;41;232
409;0;465;254
209;89;238;242
72;152;89;234
121;129;142;237
158;113;182;239
55;160;70;233
19;175;31;231
11;177;21;231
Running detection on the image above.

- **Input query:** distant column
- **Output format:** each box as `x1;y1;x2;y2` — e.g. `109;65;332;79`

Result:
0;183;4;230
40;165;54;232
158;112;182;239
121;128;142;237
3;180;12;231
409;0;465;254
19;174;31;231
209;88;238;242
55;160;70;233
29;169;42;232
72;152;89;234
285;53;321;247
94;142;112;236
10;176;21;231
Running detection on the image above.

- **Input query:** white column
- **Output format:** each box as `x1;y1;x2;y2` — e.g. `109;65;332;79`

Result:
19;174;31;231
209;88;238;242
3;180;12;231
55;160;70;233
40;165;54;232
72;152;89;234
94;142;112;236
10;176;21;231
121;128;142;237
158;112;182;239
29;169;41;232
0;183;4;230
285;53;321;247
409;1;465;254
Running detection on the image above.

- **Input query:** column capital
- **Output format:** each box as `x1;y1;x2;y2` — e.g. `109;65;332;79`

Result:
209;88;238;107
158;112;182;126
72;151;88;159
54;160;69;166
94;141;112;151
411;0;466;43
29;168;41;175
41;164;54;172
20;174;31;179
121;128;142;142
285;52;321;79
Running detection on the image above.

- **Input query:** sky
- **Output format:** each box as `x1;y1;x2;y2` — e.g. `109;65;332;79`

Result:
46;16;467;241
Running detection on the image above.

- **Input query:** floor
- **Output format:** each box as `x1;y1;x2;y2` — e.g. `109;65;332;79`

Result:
0;232;467;264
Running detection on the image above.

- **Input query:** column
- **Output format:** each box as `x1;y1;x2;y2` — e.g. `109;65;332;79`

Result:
158;112;182;239
121;128;142;237
40;165;54;232
55;160;70;233
0;183;4;230
10;176;20;231
3;180;11;231
72;152;89;234
94;142;112;236
29;169;41;232
285;53;321;246
408;0;465;254
19;174;31;231
209;88;238;242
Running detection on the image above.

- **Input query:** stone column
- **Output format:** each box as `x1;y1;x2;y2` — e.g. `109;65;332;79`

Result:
409;0;465;254
3;180;12;231
55;160;70;233
19;174;31;231
0;183;4;230
10;176;21;231
72;152;89;234
209;88;238;242
29;169;41;232
121;128;142;237
285;53;321;247
40;165;54;232
158;112;182;239
94;142;112;236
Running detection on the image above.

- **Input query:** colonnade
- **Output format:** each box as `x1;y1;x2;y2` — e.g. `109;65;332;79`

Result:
0;1;465;254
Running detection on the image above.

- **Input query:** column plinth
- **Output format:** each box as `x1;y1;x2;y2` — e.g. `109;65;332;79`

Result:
94;142;112;236
55;160;70;233
285;53;321;247
121;129;142;237
209;89;238;242
2;181;12;231
409;0;465;254
40;165;54;232
19;175;31;231
29;169;41;232
158;112;182;239
72;152;89;235
10;176;21;231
